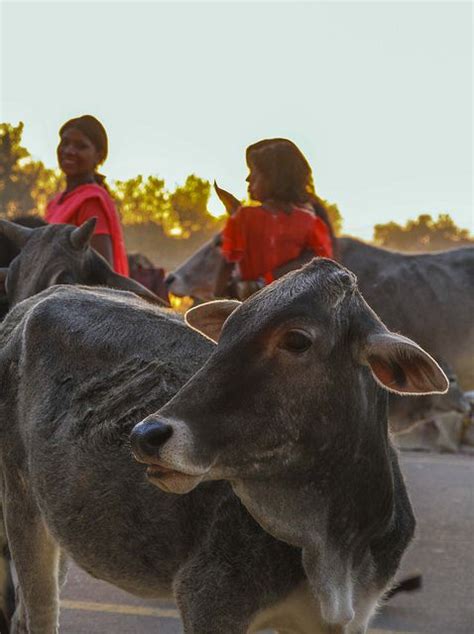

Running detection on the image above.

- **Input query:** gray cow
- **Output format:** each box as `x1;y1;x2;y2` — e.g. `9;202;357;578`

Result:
0;259;447;633
338;238;474;390
0;218;165;310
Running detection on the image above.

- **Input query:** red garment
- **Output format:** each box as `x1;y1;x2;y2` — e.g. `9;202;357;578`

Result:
221;204;333;283
46;184;129;276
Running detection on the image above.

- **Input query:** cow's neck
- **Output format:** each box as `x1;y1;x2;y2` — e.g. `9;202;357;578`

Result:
231;405;396;625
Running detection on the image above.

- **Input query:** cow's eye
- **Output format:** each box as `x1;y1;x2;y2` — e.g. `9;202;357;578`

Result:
279;329;312;353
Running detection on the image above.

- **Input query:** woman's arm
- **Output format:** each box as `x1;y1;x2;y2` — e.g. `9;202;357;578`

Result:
76;199;115;268
91;234;114;267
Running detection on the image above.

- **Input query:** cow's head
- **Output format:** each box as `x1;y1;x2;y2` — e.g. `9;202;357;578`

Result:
0;219;162;307
131;258;447;625
165;234;225;301
165;182;239;300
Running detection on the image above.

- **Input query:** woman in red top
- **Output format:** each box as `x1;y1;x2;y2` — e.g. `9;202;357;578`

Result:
46;115;129;276
216;138;335;297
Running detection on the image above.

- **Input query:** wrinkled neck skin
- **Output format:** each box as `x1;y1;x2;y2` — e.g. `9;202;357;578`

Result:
231;392;399;628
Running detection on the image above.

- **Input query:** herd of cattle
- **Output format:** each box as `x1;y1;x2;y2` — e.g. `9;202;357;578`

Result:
0;215;471;633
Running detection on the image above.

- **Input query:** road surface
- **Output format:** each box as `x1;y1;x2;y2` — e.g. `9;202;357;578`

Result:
59;452;474;633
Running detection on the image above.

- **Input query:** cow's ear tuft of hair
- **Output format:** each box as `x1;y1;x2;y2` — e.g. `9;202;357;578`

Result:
362;332;449;395
185;300;241;343
70;218;97;250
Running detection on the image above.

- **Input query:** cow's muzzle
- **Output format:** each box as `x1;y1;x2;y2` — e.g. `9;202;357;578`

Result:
130;419;173;459
130;418;208;494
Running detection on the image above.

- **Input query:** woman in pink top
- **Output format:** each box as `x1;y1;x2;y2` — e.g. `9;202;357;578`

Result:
46;115;129;276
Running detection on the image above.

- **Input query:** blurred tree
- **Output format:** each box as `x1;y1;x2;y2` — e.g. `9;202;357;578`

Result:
169;174;217;238
112;175;170;233
0;122;62;217
113;173;220;239
373;213;473;251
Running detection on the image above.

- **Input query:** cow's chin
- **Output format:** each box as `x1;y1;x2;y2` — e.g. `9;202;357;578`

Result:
146;467;204;494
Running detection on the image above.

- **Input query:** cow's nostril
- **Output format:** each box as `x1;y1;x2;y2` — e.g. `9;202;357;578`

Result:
165;274;175;286
131;420;173;456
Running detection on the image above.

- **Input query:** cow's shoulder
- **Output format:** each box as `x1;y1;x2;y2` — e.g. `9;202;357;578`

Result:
8;285;212;386
20;286;168;344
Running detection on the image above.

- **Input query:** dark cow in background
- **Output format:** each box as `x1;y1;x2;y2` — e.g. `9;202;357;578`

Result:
166;232;474;390
0;258;447;633
0;218;167;311
128;252;169;303
337;238;474;390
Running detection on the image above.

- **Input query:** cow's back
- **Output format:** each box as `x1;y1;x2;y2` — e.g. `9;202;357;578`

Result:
339;239;474;388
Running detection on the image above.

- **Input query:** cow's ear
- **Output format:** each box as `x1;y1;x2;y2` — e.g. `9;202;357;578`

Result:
362;332;448;395
214;181;241;216
185;300;241;342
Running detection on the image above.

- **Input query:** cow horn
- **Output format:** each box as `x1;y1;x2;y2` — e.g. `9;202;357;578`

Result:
70;218;97;250
0;219;34;247
213;181;241;216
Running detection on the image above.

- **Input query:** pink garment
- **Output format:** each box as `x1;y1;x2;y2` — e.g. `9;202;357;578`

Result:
46;183;129;276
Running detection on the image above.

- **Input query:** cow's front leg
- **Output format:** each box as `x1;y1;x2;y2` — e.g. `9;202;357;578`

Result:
0;505;14;633
3;474;60;634
174;552;260;634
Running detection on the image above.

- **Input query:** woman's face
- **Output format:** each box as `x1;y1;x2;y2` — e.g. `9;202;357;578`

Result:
246;162;270;202
57;128;100;177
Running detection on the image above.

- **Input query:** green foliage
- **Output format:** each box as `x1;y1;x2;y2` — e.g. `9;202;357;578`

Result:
0;122;62;217
111;173;220;240
168;175;214;238
373;213;473;252
112;175;170;230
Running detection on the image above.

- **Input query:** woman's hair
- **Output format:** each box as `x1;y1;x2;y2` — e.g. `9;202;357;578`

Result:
246;138;313;205
59;115;108;187
246;138;337;252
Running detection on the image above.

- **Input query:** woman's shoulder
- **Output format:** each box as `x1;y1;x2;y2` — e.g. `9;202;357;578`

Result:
75;183;113;202
237;204;264;213
230;204;266;222
70;184;117;215
291;203;316;217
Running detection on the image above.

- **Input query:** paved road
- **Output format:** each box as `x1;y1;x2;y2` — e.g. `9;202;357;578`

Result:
60;452;474;633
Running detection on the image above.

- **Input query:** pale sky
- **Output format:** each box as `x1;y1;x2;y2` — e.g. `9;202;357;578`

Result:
1;1;472;238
